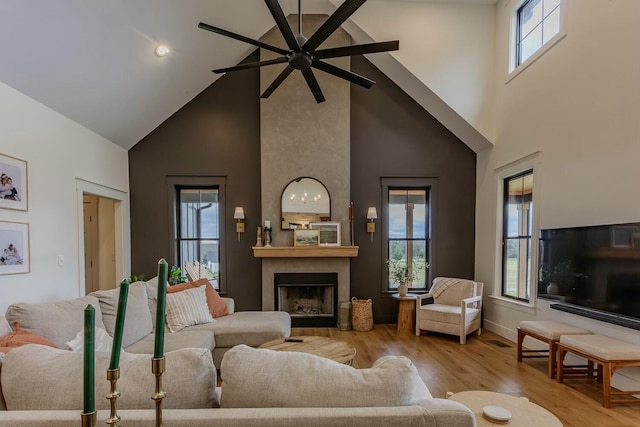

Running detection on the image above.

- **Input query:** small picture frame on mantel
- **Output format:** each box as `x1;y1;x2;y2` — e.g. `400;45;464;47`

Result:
309;222;341;246
294;229;320;247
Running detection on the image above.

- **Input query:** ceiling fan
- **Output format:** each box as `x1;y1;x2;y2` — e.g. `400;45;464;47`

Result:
198;0;399;103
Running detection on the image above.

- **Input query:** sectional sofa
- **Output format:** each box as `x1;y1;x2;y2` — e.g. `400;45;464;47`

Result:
0;279;476;426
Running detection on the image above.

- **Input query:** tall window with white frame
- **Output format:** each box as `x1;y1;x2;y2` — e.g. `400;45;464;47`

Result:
502;171;533;301
516;0;561;66
387;188;430;292
176;187;220;289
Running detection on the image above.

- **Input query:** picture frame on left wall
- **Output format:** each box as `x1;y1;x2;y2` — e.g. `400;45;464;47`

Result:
0;221;30;275
0;153;28;211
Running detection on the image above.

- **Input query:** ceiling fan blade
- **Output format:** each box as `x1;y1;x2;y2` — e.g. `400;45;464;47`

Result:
261;66;295;99
213;57;288;74
301;68;326;103
312;60;375;89
198;22;289;56
314;41;399;59
264;0;299;51
303;0;368;52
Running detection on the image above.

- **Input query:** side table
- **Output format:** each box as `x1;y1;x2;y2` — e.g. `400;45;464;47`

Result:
392;293;418;333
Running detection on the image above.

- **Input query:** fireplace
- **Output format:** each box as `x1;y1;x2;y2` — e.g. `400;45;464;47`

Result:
275;273;338;327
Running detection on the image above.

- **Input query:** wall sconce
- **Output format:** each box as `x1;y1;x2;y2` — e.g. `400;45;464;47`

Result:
234;207;245;242
366;207;377;242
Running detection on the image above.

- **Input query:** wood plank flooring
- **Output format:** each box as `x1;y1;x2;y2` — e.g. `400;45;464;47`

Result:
291;325;640;427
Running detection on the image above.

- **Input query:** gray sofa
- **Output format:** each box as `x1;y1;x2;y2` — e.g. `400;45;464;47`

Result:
0;280;476;426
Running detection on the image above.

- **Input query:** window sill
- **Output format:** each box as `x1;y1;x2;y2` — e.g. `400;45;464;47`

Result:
506;31;567;84
488;294;537;315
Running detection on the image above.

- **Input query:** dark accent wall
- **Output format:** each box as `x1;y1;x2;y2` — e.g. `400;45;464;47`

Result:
350;55;476;323
129;51;262;311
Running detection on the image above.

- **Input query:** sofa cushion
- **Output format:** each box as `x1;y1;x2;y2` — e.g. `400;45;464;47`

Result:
2;344;217;410
185;311;290;348
5;296;106;349
0;321;57;353
168;279;229;318
124;329;215;354
91;281;153;348
165;285;214;332
220;344;431;408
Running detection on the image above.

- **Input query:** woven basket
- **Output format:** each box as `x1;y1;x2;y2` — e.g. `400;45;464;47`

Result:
351;297;373;332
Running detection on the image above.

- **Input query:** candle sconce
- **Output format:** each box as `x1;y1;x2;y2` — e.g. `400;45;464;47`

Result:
234;207;245;242
81;411;97;427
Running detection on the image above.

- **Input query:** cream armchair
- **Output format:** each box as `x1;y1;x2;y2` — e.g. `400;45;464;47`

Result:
415;277;483;344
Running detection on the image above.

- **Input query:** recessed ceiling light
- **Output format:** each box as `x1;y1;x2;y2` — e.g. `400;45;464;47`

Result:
155;45;170;57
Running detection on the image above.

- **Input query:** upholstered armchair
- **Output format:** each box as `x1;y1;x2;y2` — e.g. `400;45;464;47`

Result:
415;277;483;344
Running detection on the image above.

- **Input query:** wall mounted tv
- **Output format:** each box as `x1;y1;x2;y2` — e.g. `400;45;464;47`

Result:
539;222;640;329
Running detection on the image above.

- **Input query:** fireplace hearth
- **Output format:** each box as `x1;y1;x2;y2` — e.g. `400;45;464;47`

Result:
275;273;338;327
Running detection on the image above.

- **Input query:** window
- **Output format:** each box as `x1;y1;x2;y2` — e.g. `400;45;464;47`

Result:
176;187;220;288
168;176;226;292
516;0;561;66
502;170;533;300
383;182;432;292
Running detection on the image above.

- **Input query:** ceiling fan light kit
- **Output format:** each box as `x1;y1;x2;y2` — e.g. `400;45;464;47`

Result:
198;0;399;103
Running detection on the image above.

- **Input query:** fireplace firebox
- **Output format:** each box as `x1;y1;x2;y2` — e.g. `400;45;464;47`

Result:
274;273;338;327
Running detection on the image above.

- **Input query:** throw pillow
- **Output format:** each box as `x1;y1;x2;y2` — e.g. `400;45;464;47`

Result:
91;281;154;348
165;285;214;332
65;327;117;353
220;344;432;408
0;321;57;352
2;345;217;410
5;296;106;348
168;278;229;318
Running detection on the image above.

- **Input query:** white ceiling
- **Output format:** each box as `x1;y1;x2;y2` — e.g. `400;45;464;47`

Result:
0;0;496;150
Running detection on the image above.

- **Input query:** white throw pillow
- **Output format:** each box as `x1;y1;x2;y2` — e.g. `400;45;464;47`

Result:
65;327;117;354
220;344;432;408
165;285;214;332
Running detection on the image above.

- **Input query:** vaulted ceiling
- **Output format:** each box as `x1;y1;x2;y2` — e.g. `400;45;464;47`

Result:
0;0;496;151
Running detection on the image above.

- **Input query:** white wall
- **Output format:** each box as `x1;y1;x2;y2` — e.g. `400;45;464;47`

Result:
0;81;129;314
477;0;640;384
348;0;497;141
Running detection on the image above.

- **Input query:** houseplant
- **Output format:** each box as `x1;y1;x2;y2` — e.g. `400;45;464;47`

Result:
387;259;414;297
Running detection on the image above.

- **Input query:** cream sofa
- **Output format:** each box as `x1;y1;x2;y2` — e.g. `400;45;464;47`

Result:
0;343;476;426
2;279;291;367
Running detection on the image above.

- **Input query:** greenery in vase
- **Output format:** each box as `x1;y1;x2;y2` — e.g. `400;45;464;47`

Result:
127;273;147;283
387;259;414;285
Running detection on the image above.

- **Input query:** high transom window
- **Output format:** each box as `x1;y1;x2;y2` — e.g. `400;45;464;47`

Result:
516;0;561;66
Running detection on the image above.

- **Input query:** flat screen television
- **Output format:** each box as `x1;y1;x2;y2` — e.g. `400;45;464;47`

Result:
538;222;640;328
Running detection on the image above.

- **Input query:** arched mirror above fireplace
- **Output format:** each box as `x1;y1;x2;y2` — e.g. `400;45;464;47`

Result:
281;177;330;230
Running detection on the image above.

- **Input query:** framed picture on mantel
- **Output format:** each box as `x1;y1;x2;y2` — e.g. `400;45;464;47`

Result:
294;229;320;247
310;222;341;246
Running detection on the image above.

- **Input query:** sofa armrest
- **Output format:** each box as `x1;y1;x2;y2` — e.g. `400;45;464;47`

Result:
0;314;12;336
461;295;481;309
222;298;235;314
419;398;475;426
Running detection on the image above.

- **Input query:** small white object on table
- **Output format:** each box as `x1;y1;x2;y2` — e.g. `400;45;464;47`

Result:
447;390;562;426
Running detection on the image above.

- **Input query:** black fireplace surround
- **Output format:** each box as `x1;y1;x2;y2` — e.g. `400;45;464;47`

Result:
274;272;338;327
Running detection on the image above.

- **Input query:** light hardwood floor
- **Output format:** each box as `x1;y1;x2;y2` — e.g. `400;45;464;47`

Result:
291;325;640;427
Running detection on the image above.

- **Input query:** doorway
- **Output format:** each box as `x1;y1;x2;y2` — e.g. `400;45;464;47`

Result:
83;194;117;294
77;178;130;296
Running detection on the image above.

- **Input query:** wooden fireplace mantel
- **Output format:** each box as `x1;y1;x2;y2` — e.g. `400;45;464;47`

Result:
252;246;359;258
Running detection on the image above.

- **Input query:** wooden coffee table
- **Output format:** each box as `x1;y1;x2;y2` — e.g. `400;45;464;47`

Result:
448;390;562;426
258;336;357;366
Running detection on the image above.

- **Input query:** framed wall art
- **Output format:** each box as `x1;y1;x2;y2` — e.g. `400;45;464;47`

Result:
293;229;320;247
310;222;341;246
0;153;28;211
0;220;30;275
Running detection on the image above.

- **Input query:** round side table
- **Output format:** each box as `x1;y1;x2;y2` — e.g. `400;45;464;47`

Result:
392;293;418;334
